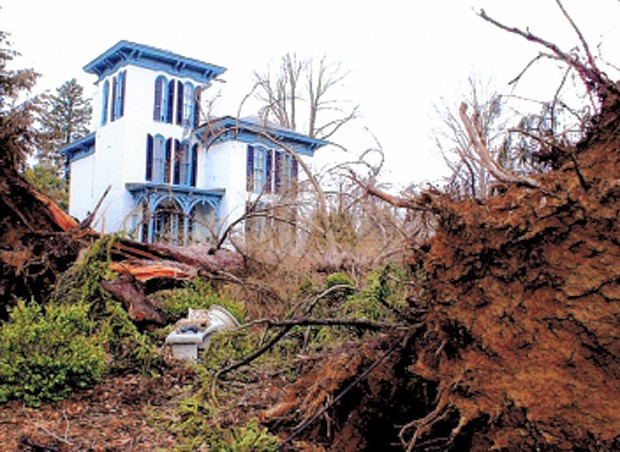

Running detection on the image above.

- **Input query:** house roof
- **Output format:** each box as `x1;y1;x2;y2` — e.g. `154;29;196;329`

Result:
200;116;329;156
59;132;96;162
83;40;227;84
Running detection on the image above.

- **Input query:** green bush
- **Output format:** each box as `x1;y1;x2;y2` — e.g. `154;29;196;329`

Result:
53;236;159;373
0;300;105;406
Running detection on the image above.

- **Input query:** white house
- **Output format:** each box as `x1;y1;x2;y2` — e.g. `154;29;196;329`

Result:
61;41;327;245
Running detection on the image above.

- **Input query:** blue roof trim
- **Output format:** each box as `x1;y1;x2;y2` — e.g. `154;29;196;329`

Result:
200;116;328;156
125;182;225;215
84;41;227;84
59;133;96;162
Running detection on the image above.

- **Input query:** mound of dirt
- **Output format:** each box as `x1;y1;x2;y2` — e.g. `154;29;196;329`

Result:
265;92;619;451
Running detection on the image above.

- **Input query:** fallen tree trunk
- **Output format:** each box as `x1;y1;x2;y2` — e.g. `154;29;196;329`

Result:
0;168;244;323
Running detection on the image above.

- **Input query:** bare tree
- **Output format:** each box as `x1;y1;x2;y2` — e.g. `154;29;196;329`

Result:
433;77;508;200
254;53;359;140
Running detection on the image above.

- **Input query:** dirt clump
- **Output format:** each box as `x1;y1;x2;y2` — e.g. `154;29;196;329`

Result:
263;92;620;451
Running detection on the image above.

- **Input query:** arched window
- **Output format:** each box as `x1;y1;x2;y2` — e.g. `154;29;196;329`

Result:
101;80;109;125
246;145;273;193
153;134;166;183
153;76;167;122
115;70;126;119
183;82;195;127
173;140;192;185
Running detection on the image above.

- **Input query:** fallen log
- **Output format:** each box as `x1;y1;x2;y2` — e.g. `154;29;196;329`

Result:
0;168;244;324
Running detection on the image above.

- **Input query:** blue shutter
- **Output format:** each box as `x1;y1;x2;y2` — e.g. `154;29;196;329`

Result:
193;93;200;128
101;80;109;125
110;77;117;122
246;145;254;192
176;81;183;125
173;139;181;185
190;144;198;187
265;149;273;193
274;151;282;193
291;158;298;184
164;138;172;183
118;71;126;118
146;134;153;181
166;80;175;124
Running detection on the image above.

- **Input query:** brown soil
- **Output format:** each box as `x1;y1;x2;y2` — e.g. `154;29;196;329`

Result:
258;94;620;450
0;368;196;451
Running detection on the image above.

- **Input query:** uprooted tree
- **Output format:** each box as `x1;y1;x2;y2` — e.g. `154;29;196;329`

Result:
0;2;619;450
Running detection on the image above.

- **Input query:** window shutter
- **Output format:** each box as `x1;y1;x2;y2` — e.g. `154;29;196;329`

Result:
146;134;153;181
193;92;200;128
110;77;117;122
119;71;126;118
166;80;175;124
291;158;299;184
246;145;254;192
173;139;181;185
176;81;184;125
101;80;109;126
164;138;172;184
190;144;198;187
274;151;282;193
265;149;273;193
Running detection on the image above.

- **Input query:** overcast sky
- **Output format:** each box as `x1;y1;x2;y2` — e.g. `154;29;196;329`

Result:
1;0;618;187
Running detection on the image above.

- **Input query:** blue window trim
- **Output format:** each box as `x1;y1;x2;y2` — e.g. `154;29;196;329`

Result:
101;80;109;125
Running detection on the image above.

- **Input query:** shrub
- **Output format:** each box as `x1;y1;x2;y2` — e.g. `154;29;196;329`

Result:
0;300;105;406
53;236;159;373
170;393;279;451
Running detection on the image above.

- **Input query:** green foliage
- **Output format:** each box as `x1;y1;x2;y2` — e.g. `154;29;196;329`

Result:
168;392;278;451
0;31;39;170
343;265;407;321
324;271;355;303
54;236;159;373
0;300;105;406
162;278;245;322
27;78;92;210
202;328;259;373
24;162;68;210
214;418;279;451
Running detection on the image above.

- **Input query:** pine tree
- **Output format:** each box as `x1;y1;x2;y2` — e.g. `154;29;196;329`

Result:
37;78;92;171
0;31;39;171
27;78;93;209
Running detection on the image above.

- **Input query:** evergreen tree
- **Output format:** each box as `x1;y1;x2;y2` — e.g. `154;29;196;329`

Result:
27;78;93;209
37;78;92;171
0;31;39;171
